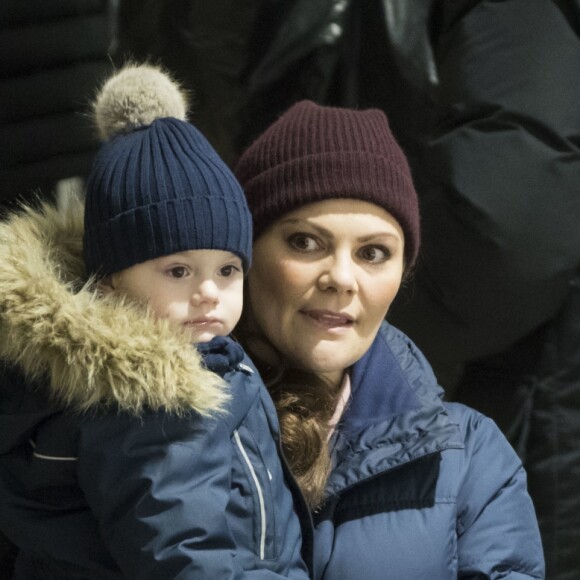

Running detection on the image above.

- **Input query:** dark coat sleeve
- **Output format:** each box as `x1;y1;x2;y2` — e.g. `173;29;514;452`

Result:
77;410;247;579
390;0;580;365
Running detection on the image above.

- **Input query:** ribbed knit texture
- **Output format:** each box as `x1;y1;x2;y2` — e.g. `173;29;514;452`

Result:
235;100;420;267
84;117;252;276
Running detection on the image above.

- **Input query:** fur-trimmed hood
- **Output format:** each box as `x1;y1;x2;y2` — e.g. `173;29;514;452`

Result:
0;197;228;416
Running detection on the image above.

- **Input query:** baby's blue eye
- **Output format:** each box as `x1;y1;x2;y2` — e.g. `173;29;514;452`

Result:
169;266;187;278
220;264;241;277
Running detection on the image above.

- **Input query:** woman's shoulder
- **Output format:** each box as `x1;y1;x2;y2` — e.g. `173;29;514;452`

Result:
440;401;523;476
378;325;513;447
442;401;509;440
443;400;492;426
380;322;437;373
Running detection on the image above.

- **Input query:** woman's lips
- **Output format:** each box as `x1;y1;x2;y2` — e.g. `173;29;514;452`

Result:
300;309;354;329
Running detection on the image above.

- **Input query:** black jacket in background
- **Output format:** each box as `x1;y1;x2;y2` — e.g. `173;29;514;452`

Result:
0;0;114;207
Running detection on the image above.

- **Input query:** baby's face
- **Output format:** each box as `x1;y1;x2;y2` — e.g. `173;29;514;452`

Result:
110;250;244;343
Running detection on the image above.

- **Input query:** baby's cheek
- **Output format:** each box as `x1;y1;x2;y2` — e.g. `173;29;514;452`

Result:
164;300;192;321
146;296;174;321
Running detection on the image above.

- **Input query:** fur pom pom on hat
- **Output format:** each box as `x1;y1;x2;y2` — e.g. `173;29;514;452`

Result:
84;64;252;277
235;100;420;268
93;64;188;140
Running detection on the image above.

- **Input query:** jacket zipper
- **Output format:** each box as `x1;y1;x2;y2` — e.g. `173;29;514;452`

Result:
233;429;267;559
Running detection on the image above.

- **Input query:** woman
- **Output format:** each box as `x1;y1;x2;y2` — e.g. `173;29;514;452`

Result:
234;101;545;579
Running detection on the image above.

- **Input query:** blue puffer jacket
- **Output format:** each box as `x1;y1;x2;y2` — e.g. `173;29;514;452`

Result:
0;202;311;579
313;323;545;580
0;342;310;579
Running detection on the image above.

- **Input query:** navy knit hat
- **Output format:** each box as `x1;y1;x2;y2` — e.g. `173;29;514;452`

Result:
235;100;420;268
84;64;252;277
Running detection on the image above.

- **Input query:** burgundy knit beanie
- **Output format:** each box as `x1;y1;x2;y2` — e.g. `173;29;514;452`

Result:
235;100;420;268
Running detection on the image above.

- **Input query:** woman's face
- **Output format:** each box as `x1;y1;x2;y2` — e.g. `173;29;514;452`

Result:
248;199;405;386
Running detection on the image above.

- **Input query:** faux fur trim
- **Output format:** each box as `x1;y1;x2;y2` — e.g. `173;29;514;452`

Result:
0;197;228;415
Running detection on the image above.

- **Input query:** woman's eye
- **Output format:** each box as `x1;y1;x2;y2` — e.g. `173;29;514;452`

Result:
168;266;188;278
287;233;320;252
359;246;390;263
220;264;241;277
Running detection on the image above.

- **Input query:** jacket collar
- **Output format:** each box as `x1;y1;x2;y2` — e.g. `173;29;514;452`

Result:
197;336;245;377
342;324;423;432
326;323;463;495
0;199;228;416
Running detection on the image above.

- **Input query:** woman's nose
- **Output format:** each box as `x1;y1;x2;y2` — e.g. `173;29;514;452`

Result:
318;254;357;293
190;280;219;305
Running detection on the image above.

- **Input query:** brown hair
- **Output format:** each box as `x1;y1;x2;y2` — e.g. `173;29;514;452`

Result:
236;324;342;509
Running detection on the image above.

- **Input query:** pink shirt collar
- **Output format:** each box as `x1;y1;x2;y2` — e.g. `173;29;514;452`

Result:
327;372;352;440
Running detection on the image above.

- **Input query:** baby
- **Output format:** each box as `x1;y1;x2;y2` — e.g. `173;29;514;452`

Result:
0;65;309;579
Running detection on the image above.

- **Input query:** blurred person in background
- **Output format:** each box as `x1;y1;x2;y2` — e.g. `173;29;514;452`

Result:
0;0;115;208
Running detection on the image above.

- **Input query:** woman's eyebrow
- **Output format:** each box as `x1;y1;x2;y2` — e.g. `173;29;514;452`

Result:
281;218;334;237
358;232;401;243
281;218;399;242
